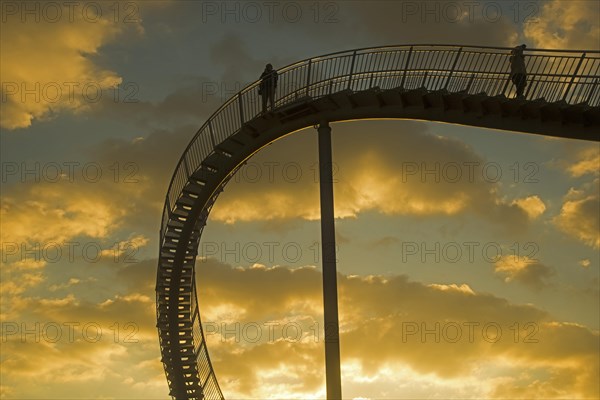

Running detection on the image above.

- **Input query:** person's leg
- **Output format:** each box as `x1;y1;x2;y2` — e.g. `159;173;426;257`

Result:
512;74;522;98
519;76;527;98
269;90;275;111
516;74;525;98
262;93;267;114
511;75;519;98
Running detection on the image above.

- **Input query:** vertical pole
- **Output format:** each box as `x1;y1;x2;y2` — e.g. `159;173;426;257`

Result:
444;47;462;90
306;59;312;97
208;120;216;148
563;53;586;102
347;50;357;90
183;155;190;176
585;78;598;104
421;70;429;88
400;46;413;90
238;93;245;126
317;121;342;400
465;73;475;93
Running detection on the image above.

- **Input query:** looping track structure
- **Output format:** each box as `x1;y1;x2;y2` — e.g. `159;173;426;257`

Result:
156;44;600;399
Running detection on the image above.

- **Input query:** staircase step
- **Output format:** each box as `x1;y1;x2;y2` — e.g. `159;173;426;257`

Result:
201;153;223;171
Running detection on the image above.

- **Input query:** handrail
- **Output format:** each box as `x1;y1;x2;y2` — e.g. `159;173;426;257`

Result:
160;44;600;239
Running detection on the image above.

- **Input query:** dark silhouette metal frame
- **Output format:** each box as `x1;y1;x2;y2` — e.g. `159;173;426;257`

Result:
156;44;600;400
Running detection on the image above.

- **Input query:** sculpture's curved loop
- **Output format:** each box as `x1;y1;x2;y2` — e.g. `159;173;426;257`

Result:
156;44;600;399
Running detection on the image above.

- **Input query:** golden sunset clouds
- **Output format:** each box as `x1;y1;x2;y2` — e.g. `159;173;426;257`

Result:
1;0;599;398
192;260;599;398
0;3;133;129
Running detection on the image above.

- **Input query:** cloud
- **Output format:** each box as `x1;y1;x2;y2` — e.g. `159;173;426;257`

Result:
0;124;200;257
579;259;591;268
369;236;401;248
511;195;546;220
340;1;520;47
48;277;85;292
553;180;600;248
209;121;535;234
0;184;127;246
100;234;149;260
0;164;156;322
0;3;144;130
567;146;600;178
524;0;600;50
0;272;44;299
493;255;554;289
91;33;292;129
0;123;202;329
192;260;598;398
0;259;165;398
1;335;165;398
3;255;598;399
197;262;322;320
91;75;231;129
427;283;475;295
209;34;291;85
548;145;599;248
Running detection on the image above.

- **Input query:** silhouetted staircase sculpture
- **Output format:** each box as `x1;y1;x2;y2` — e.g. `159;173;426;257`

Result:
156;44;600;400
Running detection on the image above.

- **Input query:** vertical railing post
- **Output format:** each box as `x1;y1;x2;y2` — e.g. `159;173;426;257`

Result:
306;59;312;97
347;50;357;90
161;198;170;239
208;120;216;148
563;53;586;102
400;46;413;90
238;93;245;126
500;49;515;97
444;47;463;91
586;78;598;104
183;155;190;176
159;208;164;240
465;73;475;93
421;70;428;88
502;76;511;97
501;52;512;97
524;76;535;99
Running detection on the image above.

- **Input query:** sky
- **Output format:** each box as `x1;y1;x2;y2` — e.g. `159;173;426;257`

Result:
1;0;599;399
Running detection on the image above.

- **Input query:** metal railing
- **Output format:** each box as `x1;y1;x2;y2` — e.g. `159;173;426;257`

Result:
159;44;599;241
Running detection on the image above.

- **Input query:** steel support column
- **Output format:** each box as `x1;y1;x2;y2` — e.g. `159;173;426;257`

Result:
317;121;342;400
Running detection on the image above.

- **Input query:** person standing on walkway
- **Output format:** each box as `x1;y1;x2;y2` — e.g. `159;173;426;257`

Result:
259;63;278;114
510;44;527;99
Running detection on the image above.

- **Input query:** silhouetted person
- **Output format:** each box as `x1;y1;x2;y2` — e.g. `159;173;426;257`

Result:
510;44;527;99
259;63;278;114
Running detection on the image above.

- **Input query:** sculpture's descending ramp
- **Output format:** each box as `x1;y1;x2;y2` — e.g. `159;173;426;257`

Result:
156;44;600;399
